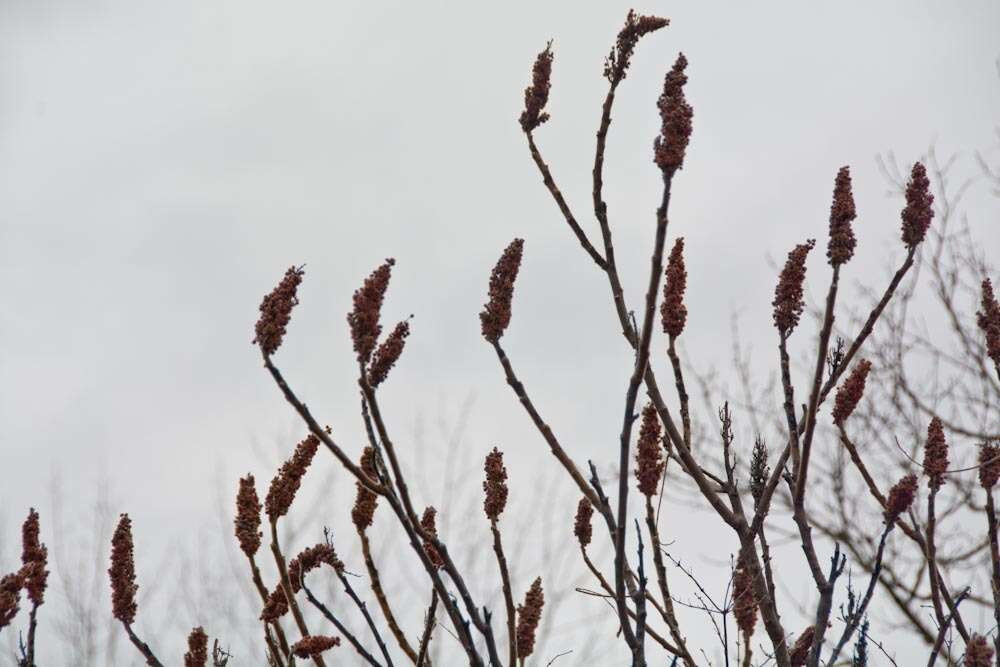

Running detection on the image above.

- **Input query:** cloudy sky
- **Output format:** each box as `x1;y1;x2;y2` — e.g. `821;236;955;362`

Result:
1;0;998;664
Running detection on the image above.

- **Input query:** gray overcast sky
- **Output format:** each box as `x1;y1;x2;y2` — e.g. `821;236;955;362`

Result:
1;1;999;664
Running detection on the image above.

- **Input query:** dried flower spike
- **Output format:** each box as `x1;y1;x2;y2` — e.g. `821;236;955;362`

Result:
604;10;669;83
368;319;411;387
922;418;948;490
260;586;289;623
265;435;320;522
980;442;1000;490
977;278;1000;370
516;577;544;659
253;266;304;356
234;474;262;558
654;53;694;173
0;572;21;629
900;162;934;249
635;404;664;496
884;474;918;523
184;627;208;667
348;259;395;364
288;543;345;593
827;166;857;266
20;508;48;607
483;447;509;520
832;359;872;424
520;43;553;132
749;436;770;508
661;238;687;338
352;447;379;531
732;558;757;638
480;239;525;343
421;507;445;569
964;634;995;667
772;239;816;336
790;626;816;666
574;497;594;548
292;635;341;658
109;513;138;625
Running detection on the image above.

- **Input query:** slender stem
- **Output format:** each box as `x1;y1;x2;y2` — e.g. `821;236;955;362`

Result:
269;519;327;667
301;578;383;667
122;622;165;667
361;379;501;666
359;529;419;663
795;265;841;506
490;520;518;667
579;547;682;656
417;590;440;666
985;492;1000;666
826;525;893;665
525;132;607;270
644;498;695;667
332;561;395;667
246;553;291;663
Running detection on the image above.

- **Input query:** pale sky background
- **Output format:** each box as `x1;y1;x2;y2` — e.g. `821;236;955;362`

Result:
1;1;999;664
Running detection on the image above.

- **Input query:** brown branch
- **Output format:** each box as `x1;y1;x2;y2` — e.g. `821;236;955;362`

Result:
644;498;695;666
525;132;607;270
985;491;1000;664
246;553;291;664
490;520;518;667
121;623;164;667
359;529;419;663
360;379;502;666
577;547;682;657
300;577;383;667
417;590;439;667
268;519;327;667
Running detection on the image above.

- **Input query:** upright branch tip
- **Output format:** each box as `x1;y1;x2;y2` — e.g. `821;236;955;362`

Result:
368;319;411;387
480;239;525;343
884;474;918;524
922;418;948;490
520;43;553;132
184;627;208;667
832;359;872;425
827;166;857;266
234;474;262;558
604;10;669;83
900;162;934;249
772;239;816;336
483;447;509;520
574;498;594;548
732;557;758;638
265;435;320;522
352;447;379;531
654;53;694;174
979;441;1000;490
348;259;396;364
20;508;48;607
516;577;544;659
421;507;445;569
661;237;687;338
253;266;305;356
635;404;664;496
109;513;138;625
976;278;1000;370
